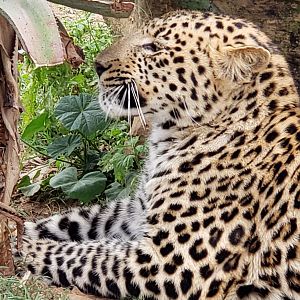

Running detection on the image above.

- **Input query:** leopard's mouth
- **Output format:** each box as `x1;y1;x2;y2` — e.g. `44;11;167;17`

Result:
98;82;147;126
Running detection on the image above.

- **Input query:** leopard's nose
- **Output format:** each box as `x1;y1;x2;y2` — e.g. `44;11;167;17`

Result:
94;62;111;77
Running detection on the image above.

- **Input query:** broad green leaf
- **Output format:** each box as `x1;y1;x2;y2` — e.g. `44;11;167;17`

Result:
49;167;78;190
47;135;81;158
50;167;107;202
19;182;40;197
0;0;64;66
21;112;48;140
105;182;130;201
83;150;102;172
55;94;107;136
67;171;107;203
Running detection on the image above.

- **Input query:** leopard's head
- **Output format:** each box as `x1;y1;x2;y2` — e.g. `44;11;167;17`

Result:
95;11;271;126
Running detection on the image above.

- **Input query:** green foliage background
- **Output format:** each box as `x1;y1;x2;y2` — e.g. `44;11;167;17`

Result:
19;13;146;204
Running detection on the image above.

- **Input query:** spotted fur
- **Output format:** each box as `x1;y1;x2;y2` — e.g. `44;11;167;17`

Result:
23;11;300;300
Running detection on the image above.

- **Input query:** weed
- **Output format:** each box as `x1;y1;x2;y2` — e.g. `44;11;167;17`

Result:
20;93;146;203
0;276;68;300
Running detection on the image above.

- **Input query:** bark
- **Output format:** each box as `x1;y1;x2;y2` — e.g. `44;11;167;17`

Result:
135;0;172;19
47;0;134;18
0;15;21;276
171;0;211;11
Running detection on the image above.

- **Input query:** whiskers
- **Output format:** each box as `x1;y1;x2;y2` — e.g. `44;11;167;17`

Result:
131;81;147;129
99;82;203;132
99;85;123;121
99;81;147;132
127;86;132;134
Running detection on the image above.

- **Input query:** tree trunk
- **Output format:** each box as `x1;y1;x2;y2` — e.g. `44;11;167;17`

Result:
0;16;21;276
47;0;134;18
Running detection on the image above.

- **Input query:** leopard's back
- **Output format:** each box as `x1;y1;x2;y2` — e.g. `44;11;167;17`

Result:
23;10;300;300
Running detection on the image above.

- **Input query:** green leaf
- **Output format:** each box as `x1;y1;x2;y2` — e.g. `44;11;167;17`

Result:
32;169;41;181
70;74;85;85
55;94;107;136
67;171;107;202
18;175;31;188
49;167;78;190
41;176;51;187
50;167;107;203
83;150;102;172
105;182;130;201
19;182;41;197
47;135;81;158
21;112;48;140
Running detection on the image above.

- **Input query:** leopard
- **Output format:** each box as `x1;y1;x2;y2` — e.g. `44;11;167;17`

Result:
22;10;300;300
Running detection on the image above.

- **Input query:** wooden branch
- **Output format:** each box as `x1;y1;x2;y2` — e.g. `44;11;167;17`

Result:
0;202;24;252
47;0;135;18
0;15;20;276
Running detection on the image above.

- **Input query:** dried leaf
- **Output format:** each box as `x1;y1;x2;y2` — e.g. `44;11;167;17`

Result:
56;18;85;68
0;0;64;66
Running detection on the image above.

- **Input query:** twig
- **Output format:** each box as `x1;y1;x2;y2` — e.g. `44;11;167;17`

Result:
0;203;24;251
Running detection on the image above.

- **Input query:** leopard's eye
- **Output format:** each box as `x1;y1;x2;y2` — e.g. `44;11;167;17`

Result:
142;43;159;52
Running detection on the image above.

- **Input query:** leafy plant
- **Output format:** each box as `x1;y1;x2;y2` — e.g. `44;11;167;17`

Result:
20;93;146;203
54;93;107;136
50;167;106;203
19;12;113;140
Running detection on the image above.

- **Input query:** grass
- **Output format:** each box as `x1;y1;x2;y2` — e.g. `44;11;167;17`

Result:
0;276;68;300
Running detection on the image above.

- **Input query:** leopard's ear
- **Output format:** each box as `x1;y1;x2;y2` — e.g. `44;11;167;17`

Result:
213;45;270;82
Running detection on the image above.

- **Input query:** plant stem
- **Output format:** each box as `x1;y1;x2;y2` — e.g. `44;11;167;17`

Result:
21;139;77;166
88;138;103;154
77;130;103;154
73;150;85;163
84;139;87;165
